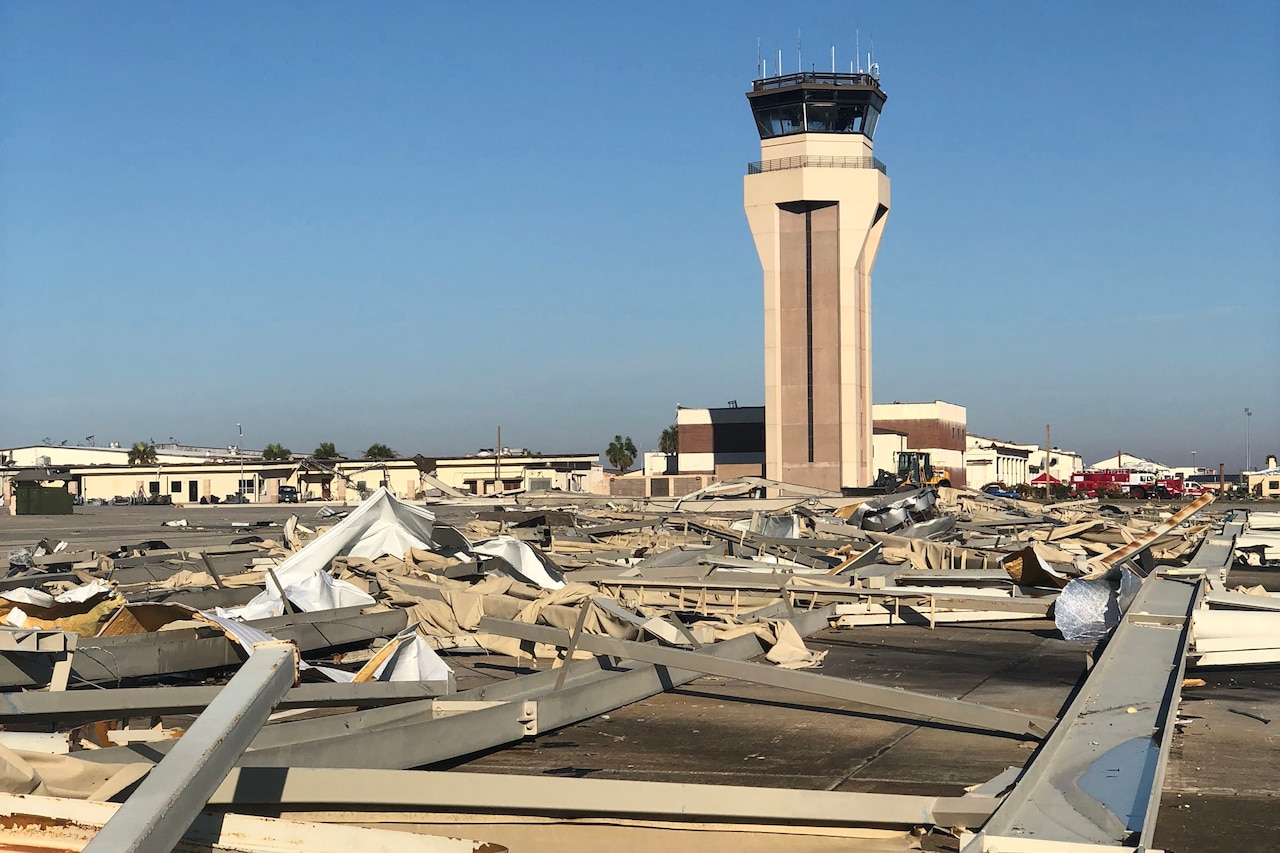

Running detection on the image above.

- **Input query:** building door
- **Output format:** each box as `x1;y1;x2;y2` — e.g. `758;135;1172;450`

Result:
189;481;198;502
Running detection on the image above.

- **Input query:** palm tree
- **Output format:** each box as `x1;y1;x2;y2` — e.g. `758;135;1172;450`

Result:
127;442;157;465
658;424;678;455
364;443;397;460
606;435;637;474
262;443;291;461
313;441;338;459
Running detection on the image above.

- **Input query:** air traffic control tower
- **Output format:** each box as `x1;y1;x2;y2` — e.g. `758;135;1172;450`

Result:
744;70;889;491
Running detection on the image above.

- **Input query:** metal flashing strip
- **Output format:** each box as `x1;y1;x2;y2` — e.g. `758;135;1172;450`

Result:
1090;492;1215;571
477;616;1056;739
0;792;489;853
207;766;998;829
0;680;448;727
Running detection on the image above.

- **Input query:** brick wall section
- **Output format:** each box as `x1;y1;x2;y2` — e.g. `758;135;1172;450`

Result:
679;424;714;454
872;418;966;452
677;422;765;457
610;478;647;497
608;475;710;497
673;477;705;496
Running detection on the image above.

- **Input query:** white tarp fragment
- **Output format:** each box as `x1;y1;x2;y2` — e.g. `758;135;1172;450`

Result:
2;589;54;609
1;581;114;609
764;620;828;669
471;537;566;590
216;488;433;620
360;625;453;682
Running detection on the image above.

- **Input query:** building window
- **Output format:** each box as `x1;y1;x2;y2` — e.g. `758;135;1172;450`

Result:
238;479;254;495
149;482;160;495
171;481;183;494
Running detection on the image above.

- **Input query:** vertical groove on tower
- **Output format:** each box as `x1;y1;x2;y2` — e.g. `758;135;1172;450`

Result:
804;208;814;463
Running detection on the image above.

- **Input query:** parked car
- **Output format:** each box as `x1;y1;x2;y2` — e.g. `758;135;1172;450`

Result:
983;484;1020;499
1182;481;1208;498
278;485;300;503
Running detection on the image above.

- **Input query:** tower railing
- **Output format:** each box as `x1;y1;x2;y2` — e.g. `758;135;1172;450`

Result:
751;71;881;91
747;155;887;175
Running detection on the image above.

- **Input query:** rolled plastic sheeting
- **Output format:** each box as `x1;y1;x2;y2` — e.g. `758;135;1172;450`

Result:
1055;577;1121;644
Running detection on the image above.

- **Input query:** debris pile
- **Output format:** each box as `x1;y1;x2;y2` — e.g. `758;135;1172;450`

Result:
0;480;1271;851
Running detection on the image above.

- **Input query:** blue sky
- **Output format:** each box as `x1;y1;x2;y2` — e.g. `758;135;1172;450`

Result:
1;2;1276;470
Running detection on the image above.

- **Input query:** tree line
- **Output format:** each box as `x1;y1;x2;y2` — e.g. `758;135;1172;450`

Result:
125;426;680;471
125;441;398;465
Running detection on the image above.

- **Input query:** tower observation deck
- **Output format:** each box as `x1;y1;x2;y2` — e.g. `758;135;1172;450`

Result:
747;71;886;140
743;69;890;490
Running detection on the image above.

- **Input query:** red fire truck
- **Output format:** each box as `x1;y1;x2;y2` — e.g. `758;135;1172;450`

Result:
1069;469;1184;500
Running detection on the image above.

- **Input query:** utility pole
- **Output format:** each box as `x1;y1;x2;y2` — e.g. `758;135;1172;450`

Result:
1044;424;1052;501
1244;408;1252;471
495;426;501;496
237;423;244;502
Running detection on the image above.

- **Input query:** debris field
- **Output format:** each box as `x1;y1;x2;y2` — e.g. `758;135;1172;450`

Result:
0;479;1276;852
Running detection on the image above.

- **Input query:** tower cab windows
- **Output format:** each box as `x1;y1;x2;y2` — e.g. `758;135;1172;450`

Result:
748;72;886;140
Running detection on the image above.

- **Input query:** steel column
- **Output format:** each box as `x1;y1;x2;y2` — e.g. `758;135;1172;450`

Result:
82;641;298;853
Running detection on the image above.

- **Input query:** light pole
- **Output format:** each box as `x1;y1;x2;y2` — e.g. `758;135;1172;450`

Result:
1244;408;1252;472
237;423;245;502
1191;450;1196;473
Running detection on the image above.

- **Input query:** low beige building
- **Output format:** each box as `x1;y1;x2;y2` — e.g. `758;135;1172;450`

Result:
1247;455;1280;498
10;447;602;506
71;462;294;504
0;444;251;468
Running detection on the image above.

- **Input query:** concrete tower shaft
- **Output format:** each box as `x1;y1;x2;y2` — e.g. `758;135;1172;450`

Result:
743;71;889;491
